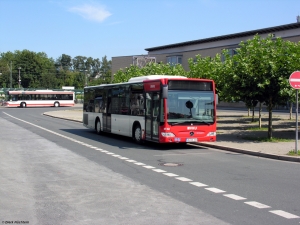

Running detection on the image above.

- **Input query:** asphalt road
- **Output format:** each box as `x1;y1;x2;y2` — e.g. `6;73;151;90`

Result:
1;107;300;225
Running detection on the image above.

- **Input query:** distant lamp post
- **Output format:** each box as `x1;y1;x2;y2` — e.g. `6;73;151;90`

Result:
18;67;21;88
84;70;88;86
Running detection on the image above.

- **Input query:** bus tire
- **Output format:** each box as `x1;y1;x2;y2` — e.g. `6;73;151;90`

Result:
54;102;60;107
133;124;143;144
20;102;26;108
95;118;101;135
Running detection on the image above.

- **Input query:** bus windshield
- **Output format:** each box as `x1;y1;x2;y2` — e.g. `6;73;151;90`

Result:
166;90;215;125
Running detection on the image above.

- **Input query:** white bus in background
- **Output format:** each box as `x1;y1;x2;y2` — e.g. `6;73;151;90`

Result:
4;90;75;108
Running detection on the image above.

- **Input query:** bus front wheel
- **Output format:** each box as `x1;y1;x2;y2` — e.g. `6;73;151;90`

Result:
54;102;60;107
133;124;143;144
95;119;101;135
20;102;26;108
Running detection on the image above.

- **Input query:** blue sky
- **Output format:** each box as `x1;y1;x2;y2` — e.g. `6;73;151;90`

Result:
1;0;300;61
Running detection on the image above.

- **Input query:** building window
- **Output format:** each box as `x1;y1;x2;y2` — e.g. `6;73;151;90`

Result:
221;48;237;61
167;56;182;65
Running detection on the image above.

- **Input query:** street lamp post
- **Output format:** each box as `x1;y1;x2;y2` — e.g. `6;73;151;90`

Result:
18;67;21;88
84;70;88;86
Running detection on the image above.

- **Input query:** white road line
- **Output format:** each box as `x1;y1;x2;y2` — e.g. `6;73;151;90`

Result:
95;148;103;151
224;194;247;200
176;177;193;182
189;182;208;187
101;150;108;153
205;188;226;193
244;201;271;209
163;173;178;177
152;169;167;173
135;162;146;165
112;154;121;157
90;146;98;149
126;160;137;162
119;157;129;160
143;166;156;169
106;152;114;155
154;153;210;156
269;210;300;219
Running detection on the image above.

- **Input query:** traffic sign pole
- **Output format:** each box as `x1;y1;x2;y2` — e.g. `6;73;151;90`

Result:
296;90;298;154
289;71;300;154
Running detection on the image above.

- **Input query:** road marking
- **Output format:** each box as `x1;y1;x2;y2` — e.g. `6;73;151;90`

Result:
119;157;129;160
143;165;156;169
152;169;167;173
244;201;271;209
176;177;192;182
106;152;114;155
101;150;108;153
205;188;226;193
189;182;208;187
269;210;300;219
112;154;121;157
90;146;98;149
224;194;246;200
163;173;178;177
135;162;146;165
126;160;137;162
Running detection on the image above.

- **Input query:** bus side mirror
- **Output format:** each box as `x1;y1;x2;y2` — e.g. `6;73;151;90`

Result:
162;85;168;99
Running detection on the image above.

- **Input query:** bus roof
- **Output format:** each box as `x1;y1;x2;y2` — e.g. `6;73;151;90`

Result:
128;75;187;82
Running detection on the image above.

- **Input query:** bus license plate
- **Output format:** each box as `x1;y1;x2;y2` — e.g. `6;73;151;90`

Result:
186;138;198;142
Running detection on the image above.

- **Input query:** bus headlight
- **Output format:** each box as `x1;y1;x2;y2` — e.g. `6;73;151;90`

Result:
207;132;216;136
161;132;175;137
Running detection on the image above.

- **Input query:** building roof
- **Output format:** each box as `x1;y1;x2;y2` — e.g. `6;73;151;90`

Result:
145;22;300;52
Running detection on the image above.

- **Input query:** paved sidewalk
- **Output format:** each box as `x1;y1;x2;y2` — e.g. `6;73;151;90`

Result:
43;108;300;163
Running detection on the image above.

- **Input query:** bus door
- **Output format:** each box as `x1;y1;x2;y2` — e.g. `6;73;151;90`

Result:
103;89;111;132
145;92;160;141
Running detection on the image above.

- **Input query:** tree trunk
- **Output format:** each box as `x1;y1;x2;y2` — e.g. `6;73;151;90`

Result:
268;103;273;139
252;107;255;122
289;102;293;120
259;102;262;129
248;108;250;117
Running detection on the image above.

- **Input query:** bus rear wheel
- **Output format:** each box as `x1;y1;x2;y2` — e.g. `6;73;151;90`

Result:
54;102;60;107
133;124;143;144
20;102;26;108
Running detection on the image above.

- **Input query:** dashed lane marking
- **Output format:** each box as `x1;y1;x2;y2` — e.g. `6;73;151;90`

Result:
269;210;300;219
224;194;247;200
189;182;208;187
163;173;179;177
126;160;137;162
205;188;226;193
152;169;167;173
134;162;146;165
244;201;271;209
176;177;193;182
143;166;156;169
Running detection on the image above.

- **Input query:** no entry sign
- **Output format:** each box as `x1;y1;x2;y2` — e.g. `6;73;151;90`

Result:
289;71;300;89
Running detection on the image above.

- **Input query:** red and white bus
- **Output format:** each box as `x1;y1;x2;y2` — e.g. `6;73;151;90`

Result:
4;90;75;108
83;75;217;144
